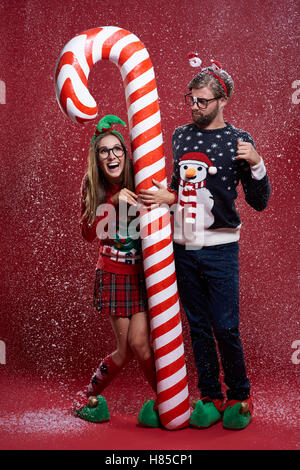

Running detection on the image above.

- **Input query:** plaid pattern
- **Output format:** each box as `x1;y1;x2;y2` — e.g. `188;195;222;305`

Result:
94;269;148;317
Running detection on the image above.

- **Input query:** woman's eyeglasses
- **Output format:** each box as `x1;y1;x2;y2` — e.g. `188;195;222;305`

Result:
97;145;124;160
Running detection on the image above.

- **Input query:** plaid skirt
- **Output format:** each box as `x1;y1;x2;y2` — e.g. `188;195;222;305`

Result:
94;269;148;317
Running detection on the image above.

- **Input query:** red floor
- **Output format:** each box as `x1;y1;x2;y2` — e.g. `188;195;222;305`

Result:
0;369;298;451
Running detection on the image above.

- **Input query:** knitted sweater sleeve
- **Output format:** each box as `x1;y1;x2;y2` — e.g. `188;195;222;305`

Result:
168;130;180;202
238;136;271;212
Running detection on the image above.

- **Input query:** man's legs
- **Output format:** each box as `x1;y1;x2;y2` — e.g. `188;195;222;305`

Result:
174;243;223;400
174;242;250;401
200;242;250;401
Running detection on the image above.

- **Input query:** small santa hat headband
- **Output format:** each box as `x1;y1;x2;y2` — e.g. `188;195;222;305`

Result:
188;53;202;68
179;152;217;175
92;115;126;144
188;54;228;97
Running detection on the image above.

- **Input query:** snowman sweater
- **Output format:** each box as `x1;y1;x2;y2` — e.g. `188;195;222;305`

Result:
170;122;271;247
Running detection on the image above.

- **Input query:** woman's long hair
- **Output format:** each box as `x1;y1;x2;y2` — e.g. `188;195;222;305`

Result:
81;132;135;224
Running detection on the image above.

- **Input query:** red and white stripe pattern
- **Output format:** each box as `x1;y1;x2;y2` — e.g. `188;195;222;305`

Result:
55;27;190;430
179;179;205;225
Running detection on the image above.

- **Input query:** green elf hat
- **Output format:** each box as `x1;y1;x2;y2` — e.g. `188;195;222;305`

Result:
91;115;126;144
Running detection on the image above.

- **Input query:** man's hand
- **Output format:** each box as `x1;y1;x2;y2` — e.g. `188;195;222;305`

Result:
236;140;261;166
139;179;176;206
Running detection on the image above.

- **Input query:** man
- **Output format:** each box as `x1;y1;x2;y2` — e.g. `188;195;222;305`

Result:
139;63;271;430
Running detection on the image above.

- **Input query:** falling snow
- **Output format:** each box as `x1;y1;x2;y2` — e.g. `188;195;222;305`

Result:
0;0;299;450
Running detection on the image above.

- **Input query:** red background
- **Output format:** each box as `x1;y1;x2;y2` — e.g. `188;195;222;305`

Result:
0;0;299;450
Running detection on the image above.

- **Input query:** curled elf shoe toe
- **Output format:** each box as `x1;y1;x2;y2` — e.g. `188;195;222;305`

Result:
75;395;110;423
223;397;253;430
189;397;224;428
137;399;160;428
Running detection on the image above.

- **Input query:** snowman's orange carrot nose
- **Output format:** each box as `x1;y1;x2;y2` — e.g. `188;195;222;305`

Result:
186;167;196;178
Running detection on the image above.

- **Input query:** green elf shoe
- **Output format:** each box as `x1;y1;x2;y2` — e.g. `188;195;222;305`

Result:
223;398;253;430
76;395;110;423
137;399;160;428
190;398;223;428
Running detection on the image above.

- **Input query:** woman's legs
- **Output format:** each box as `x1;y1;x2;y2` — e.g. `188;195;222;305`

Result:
109;316;134;367
89;312;157;396
127;311;156;393
87;317;134;396
75;317;133;409
75;311;156;412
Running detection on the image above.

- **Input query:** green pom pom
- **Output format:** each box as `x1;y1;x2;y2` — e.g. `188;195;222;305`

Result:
76;395;110;423
137;400;160;428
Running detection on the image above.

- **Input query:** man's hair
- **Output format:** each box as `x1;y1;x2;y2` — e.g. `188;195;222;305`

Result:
188;66;234;100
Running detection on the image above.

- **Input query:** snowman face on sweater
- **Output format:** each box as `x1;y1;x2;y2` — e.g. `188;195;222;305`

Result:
179;160;208;183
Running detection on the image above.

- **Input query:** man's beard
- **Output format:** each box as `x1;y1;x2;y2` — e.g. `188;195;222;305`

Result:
192;102;219;127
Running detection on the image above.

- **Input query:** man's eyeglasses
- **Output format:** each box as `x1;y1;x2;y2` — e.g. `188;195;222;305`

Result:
184;93;219;110
97;145;124;160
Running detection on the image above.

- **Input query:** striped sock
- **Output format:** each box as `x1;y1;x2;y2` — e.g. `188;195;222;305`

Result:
87;354;122;395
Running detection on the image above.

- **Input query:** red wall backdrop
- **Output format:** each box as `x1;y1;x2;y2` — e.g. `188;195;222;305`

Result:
0;0;299;421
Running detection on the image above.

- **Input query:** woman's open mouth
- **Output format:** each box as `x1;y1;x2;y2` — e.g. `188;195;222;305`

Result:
107;162;120;172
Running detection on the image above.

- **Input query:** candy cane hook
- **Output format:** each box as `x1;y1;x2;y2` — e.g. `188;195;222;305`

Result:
55;26;190;430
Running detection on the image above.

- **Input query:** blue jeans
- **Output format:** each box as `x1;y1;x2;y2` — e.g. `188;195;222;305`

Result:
174;242;250;401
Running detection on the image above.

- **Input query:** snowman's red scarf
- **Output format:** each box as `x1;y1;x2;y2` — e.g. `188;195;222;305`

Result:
179;178;206;222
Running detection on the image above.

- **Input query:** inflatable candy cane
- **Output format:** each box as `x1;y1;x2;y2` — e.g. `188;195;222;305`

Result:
55;27;190;430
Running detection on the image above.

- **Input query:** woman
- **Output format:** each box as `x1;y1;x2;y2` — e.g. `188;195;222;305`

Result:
74;115;158;426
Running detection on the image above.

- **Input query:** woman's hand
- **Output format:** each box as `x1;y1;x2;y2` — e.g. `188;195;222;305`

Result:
111;188;138;206
139;179;176;206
